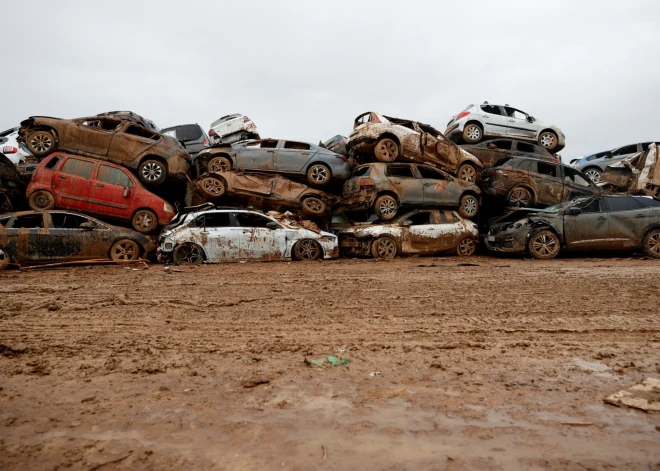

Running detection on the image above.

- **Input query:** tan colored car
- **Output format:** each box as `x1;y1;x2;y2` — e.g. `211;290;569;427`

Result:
18;116;190;186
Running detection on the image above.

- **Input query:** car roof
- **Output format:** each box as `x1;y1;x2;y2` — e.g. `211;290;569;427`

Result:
42;152;130;170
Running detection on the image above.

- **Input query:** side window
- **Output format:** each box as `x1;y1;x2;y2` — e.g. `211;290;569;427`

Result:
125;125;157;140
45;155;62;170
12;214;44;228
563;167;592;187
606;196;645;212
480;105;502;115
385;165;414;178
638;197;660;208
82;118;121;132
612;145;637;156
260;140;278;149
517;142;535;153
417;166;446;179
514;159;535;171
352;166;371;177
406;212;432;225
60;158;95;179
51;213;90;229
577;199;602;213
536;162;558;178
0;217;10;227
505;108;527;119
283;141;310;151
203;213;232;227
97;165;132;187
235;213;272;228
488;140;512;150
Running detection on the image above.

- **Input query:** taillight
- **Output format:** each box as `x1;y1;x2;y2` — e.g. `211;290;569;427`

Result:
2;146;17;154
336;155;349;163
203;138;209;148
243;117;250;123
208;129;216;136
456;111;470;120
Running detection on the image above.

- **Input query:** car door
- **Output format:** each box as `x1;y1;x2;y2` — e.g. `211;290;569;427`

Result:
275;141;314;173
530;160;564;205
191;212;241;261
8;213;48;263
416;165;455;206
384;164;423;205
603;196;649;249
503;107;537;139
478;105;509;136
52;157;96;213
61;118;119;157
235;140;277;171
47;212;109;260
107;124;159;166
563;198;611;251
400;210;454;254
88;164;136;218
479;140;514;167
560;167;598;202
234;212;287;261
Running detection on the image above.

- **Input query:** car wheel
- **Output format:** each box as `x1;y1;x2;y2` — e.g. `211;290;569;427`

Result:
199;176;226;199
208;156;231;172
457;162;478;183
26;130;56;157
456;236;477;256
371;236;397;259
458;194;479;218
301;197;327;217
28;190;55;210
527;230;560;259
507;186;533;208
132;209;158;233
538;131;558;151
373;194;398;220
293;239;322;261
583;167;601;184
642;228;660;258
462;124;482;144
307;163;331;186
110;239;140;262
0;248;10;271
374;138;399;162
173;242;204;265
139;159;167;186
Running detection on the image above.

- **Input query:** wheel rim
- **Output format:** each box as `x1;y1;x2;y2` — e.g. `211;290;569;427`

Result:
459;165;476;182
135;211;154;230
209;157;230;172
466;126;481;140
378;197;396;216
304;198;324;213
585;169;601;183
532;234;558;257
647;233;660;255
509;189;530;207
376;140;397;160
310;165;329;183
141;162;163;181
113;241;138;261
376;238;396;258
203;178;224;195
297;240;320;259
30;133;52;152
0;249;7;263
177;244;203;264
458;238;476;256
33;192;52;209
540;133;556;148
462;196;478;216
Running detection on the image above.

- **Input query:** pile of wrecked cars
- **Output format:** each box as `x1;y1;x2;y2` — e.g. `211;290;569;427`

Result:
2;105;660;269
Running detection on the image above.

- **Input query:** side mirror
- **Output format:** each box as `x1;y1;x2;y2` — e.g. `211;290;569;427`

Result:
565;207;581;216
123;187;130;198
527;116;535;123
79;222;95;230
402;220;413;227
266;221;279;230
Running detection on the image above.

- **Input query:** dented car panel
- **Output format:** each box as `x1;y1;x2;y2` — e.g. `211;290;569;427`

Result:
600;144;660;195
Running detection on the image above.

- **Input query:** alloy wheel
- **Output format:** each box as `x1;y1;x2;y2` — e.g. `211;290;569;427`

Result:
309;165;329;183
466;126;481;141
30;133;53;153
141;162;163;181
459;165;476;182
458;237;477;256
375;238;396;259
203;178;224;195
532;234;557;257
112;241;138;261
378;197;396;216
509;188;531;207
462;196;478;216
296;240;321;260
647;233;660;256
584;169;601;183
540;133;556;148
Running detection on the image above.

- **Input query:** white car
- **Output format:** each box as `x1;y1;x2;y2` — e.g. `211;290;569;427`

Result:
0;127;32;165
445;102;566;153
208;114;259;145
158;208;338;264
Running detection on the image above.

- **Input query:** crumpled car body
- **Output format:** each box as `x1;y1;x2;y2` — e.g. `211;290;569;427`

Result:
346;112;482;182
0;127;32;165
208;114;259;146
461;138;557;168
158;208;338;263
600;144;660;195
0;153;27;213
339;209;479;258
320;135;348;157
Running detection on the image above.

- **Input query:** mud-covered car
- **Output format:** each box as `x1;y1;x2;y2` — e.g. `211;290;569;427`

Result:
342;162;481;221
0;210;155;269
339;209;478;259
18;116;190;186
208;114;259;145
96;111;160;133
194;139;351;187
0;152;27;214
600;144;660;195
481;156;599;208
194;171;339;217
346;112;482;183
158;209;338;264
320;135;348;156
571;142;660;184
485;195;660;259
461;138;557;168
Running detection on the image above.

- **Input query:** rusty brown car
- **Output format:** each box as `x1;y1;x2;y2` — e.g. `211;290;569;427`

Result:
18;116;190;186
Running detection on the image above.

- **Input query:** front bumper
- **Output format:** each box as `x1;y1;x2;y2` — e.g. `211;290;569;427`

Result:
484;229;528;253
339;236;372;256
318;236;339;259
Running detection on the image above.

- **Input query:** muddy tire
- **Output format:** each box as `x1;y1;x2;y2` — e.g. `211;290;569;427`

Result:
583;167;601;184
138;159;167;186
527;230;560;260
173;243;204;265
373;194;398;220
458;193;479;219
28;190;55;210
293;239;322;261
538;131;558;151
132;209;158;234
199;176;226;199
374;138;399;162
642;228;660;258
462;124;482;144
0;248;10;270
306;163;331;186
507;186;533;208
207;156;232;173
456;237;477;256
301;197;327;217
26;130;56;157
457;162;478;183
371;236;397;259
110;239;140;262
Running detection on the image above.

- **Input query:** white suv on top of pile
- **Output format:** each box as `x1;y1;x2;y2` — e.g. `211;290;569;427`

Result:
445;102;566;153
208;114;259;145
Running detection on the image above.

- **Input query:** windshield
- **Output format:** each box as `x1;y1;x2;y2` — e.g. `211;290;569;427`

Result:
545;197;593;213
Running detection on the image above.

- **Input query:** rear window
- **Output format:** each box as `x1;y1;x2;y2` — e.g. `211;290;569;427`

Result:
162;125;203;142
283;141;310;151
61;158;95;179
352;166;371;177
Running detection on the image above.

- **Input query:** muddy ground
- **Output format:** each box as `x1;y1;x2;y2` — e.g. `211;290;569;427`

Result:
0;256;659;470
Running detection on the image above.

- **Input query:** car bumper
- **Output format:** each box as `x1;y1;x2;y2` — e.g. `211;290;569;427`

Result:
318;236;339;259
339;236;372;256
484;230;527;253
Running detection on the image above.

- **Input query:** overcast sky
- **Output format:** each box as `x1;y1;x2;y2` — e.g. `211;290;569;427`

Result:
3;0;659;160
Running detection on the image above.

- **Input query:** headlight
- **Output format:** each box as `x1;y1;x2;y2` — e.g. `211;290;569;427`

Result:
164;203;174;214
507;219;529;230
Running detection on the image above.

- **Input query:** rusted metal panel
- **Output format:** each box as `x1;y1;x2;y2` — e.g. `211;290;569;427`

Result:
601;144;660;195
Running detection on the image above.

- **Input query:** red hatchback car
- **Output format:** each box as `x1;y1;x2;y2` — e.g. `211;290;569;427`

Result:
26;153;175;233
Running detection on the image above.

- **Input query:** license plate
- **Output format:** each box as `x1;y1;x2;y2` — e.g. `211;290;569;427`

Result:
487;236;495;242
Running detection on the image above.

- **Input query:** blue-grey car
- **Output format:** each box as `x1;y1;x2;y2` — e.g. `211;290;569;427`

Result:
194;138;352;187
571;142;660;184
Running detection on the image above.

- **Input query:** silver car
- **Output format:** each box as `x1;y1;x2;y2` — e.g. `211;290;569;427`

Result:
445;102;566;153
570;142;660;183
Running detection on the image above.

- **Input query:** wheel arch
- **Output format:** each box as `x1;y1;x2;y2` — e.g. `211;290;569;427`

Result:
205;152;233;169
527;224;563;248
376;132;401;150
372;234;402;256
29;125;59;143
174;241;208;261
290;238;325;259
373;189;400;206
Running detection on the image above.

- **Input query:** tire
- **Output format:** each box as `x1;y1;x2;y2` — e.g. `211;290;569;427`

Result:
138;159;167;186
199;176;226;199
0;248;10;270
538;131;558;151
301;197;327;217
306;163;331;186
110;239;140;262
28;190;55;210
456;237;477;256
374;138;399;162
371;236;397;259
462;124;482;144
527;230;560;260
457;162;478;183
173;243;204;265
26;130;56;157
642;228;660;258
507;186;533;208
293;239;322;261
207;156;232;173
458;193;479;219
132;209;158;233
583;167;601;184
373;194;398;220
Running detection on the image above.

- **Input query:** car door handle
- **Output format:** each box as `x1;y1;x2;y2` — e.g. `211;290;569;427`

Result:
96;183;104;188
59;175;66;180
424;183;433;187
139;140;151;144
635;214;645;218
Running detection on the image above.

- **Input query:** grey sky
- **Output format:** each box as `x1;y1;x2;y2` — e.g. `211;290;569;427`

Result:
3;0;659;160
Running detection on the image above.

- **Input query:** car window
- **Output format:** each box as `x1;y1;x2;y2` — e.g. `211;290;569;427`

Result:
638;197;660;208
60;158;95;179
504;108;527;119
517;142;536;153
605;196;645;212
161;125;202;142
82;118;121;132
612;145;637;156
513;159;535;171
480;105;502;115
417;166;446;180
563;167;592;187
0;216;10;227
283;141;310;151
576;198;602;213
259;140;278;149
45;155;62;170
385;165;414;178
491;157;512;168
352;166;371;177
235;213;272;228
124;125;158;140
406;212;432;225
192;212;231;228
97;165;132;187
488;140;512;150
536;162;558;178
432;210;455;224
356;113;372;125
51;213;90;229
12;214;44;228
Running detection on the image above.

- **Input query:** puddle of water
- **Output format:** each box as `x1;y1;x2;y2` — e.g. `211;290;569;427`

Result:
573;357;610;372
